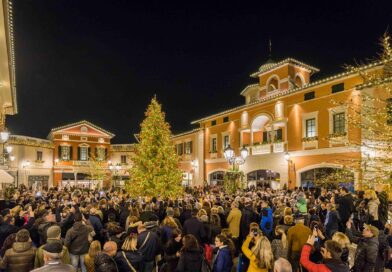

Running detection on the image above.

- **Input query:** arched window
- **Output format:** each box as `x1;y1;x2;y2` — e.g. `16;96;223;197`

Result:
267;77;279;92
295;75;304;87
209;171;225;185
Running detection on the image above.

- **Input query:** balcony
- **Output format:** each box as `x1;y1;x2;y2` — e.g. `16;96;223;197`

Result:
251;144;271;155
209;151;218;159
73;160;90;166
273;142;284;153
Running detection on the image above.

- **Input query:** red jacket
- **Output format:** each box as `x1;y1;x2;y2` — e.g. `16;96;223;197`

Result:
300;244;349;272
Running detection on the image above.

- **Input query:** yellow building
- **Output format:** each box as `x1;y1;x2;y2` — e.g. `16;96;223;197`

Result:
173;57;390;189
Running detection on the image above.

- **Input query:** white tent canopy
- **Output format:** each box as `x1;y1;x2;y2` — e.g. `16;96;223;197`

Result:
0;170;14;184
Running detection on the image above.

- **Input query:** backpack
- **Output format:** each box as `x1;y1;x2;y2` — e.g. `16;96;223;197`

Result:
204;244;213;264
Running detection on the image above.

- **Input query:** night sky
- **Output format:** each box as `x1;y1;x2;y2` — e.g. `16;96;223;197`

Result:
7;0;392;143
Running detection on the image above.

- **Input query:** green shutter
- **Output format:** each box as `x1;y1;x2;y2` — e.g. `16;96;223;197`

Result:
190;141;193;154
69;146;73;160
58;146;61;159
88;147;91;160
77;147;81;160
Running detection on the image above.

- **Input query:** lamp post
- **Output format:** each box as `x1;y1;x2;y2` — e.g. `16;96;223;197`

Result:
109;162;122;188
224;145;248;170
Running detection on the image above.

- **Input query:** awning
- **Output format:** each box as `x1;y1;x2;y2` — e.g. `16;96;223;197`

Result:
0;170;14;184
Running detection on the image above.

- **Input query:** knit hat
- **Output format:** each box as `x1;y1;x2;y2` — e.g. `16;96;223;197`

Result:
43;241;63;254
364;224;379;237
47;225;61;239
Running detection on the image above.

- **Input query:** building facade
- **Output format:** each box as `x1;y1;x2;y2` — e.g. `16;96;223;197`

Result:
174;58;390;189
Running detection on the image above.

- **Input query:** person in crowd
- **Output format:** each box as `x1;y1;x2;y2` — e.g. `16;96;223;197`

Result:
334;187;354;232
287;215;312;272
227;201;242;241
35;225;70;268
164;228;183;272
260;200;273;238
137;222;160;272
183;209;206;243
84;240;101;272
64;212;93;272
213;234;233;272
161;215;180;246
331;232;350;266
0;229;36;272
300;234;349;272
210;213;222;243
281;215;294;233
241;230;274;272
364;189;380;226
175;234;203;272
271;225;288;260
37;209;57;246
95;240;119;272
346;220;379;272
31;241;75;272
274;257;292;272
0;232;16;257
324;203;339;239
375;184;388;228
140;204;159;223
0;216;19;248
115;234;143;272
240;198;258;242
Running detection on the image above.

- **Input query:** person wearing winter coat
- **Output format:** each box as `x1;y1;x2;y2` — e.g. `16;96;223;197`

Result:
375;185;389;227
164;228;183;272
334;188;355;231
271;225;288;260
240;199;258;241
331;232;350;266
259;200;273;238
346;220;379;272
365;189;380;226
114;235;143;272
324;203;339;239
175;234;203;272
226;201;242;240
213;234;233;272
0;229;36;272
183;209;206;244
300;235;349;272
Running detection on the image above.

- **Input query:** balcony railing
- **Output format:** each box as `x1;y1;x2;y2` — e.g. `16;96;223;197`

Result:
73;161;90;166
252;144;271;155
273;142;284;153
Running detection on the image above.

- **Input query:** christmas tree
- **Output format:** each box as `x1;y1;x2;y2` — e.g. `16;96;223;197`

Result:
127;97;183;197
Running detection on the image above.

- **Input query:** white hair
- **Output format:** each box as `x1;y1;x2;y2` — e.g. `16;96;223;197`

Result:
274;258;292;272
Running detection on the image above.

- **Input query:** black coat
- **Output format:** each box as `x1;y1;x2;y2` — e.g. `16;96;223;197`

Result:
137;230;160;262
335;194;354;224
175;248;202;272
164;239;182;272
0;223;18;248
240;206;258;240
347;227;379;272
140;211;159;223
325;210;339;239
183;217;206;243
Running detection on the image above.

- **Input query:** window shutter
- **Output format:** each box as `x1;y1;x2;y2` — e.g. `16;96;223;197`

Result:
95;147;98;158
77;147;81;160
88;147;91;160
105;148;108;160
58;146;61;159
263;131;268;143
69;146;73;160
190;141;193;154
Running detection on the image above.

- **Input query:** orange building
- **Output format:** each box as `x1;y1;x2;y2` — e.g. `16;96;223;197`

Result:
48;120;114;187
173;57;390;189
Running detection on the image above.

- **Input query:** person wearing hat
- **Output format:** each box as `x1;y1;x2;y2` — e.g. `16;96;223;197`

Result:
0;229;36;272
31;241;75;272
346;220;379;272
34;225;70;268
287;215;312;272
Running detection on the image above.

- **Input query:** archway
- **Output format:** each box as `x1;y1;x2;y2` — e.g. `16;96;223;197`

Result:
251;114;272;145
246;169;281;189
267;76;279;92
298;165;354;190
208;170;226;186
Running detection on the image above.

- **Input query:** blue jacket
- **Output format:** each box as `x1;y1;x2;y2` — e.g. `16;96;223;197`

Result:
260;207;273;235
213;246;233;272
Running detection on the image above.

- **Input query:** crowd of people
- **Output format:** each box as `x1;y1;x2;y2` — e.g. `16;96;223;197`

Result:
0;184;390;272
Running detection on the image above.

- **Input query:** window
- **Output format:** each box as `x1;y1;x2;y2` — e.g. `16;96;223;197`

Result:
211;137;217;152
185;141;192;154
211;120;217;126
331;83;345;93
268;77;279;92
304;91;315;101
223;116;229;123
333;112;345;134
80;147;88;161
275;128;283;141
36;151;43;161
223;135;230;149
121;155;127;164
306;118;316;137
96;147;106;161
387;98;392;125
176;144;183;155
263;131;269;143
61;146;71;160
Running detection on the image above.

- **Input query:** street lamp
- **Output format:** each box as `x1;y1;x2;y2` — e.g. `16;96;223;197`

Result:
224;145;249;169
0;128;14;167
108;162;122;187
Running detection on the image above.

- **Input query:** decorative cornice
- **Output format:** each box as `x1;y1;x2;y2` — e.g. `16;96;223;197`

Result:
191;60;386;125
48;120;115;139
9;135;54;149
356;75;392;90
240;84;259;96
250;58;320;78
110;144;135;152
171;128;202;139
